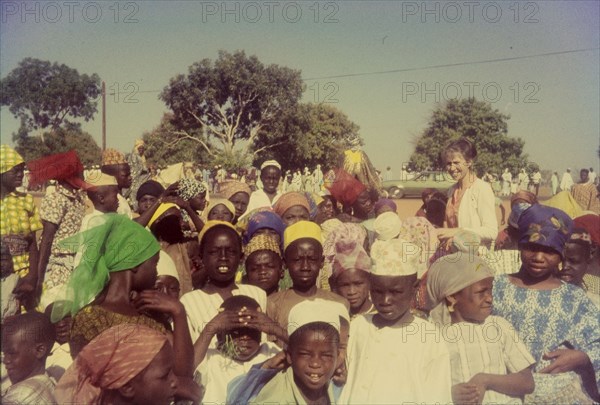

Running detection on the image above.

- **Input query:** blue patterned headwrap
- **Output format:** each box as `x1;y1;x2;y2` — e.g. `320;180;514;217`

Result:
517;204;573;256
244;210;286;245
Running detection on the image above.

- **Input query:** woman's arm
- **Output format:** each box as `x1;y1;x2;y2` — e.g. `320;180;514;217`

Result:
37;221;58;293
133;290;195;377
468;366;534;399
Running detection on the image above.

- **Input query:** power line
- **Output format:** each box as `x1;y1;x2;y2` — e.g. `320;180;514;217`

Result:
303;48;600;81
105;47;600;96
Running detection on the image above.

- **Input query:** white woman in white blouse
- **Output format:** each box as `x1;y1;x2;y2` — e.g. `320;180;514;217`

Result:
437;138;498;246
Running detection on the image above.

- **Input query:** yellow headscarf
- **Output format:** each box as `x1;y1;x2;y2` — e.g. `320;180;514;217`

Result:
283;220;322;253
147;203;179;228
0;145;24;174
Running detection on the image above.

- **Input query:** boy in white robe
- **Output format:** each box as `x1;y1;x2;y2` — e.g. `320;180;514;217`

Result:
339;238;453;404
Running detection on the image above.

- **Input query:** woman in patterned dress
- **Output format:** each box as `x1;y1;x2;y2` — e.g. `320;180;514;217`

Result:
0;145;43;311
492;204;600;402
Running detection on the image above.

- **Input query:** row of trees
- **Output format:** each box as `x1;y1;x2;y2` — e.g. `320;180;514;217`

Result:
2;53;529;174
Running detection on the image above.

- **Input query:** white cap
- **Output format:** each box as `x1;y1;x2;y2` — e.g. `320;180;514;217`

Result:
287;299;348;337
260;160;281;170
373;211;401;241
370;238;420;276
156;251;179;281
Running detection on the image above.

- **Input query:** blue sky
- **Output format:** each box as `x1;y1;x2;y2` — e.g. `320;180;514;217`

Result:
1;1;598;176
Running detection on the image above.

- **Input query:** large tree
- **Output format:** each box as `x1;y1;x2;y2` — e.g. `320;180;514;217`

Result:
409;98;528;176
255;103;361;171
14;123;102;166
1;58;101;136
143;113;210;168
159;50;303;160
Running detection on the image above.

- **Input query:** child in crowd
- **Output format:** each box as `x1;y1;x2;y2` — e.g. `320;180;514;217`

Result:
194;296;280;403
205;198;236;223
327;225;374;319
244;233;284;296
220;180;252;224
427;253;535;404
44;303;73;382
415;188;436;217
148;203;195;295
155;251;181;300
180;221;269;347
253;299;343;403
136;180;165;216
241;210;286;245
560;228;599;306
55;324;177;405
2;312;57;405
79;173;119;232
424;191;448;228
273;192;311;226
267;221;350;346
100;148;133;218
493;204;600;402
339;237;452;403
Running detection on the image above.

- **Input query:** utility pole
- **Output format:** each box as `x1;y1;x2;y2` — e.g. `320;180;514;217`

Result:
102;81;106;151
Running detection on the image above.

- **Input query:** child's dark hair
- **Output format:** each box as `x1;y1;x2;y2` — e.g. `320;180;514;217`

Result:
2;312;55;352
288;321;340;349
566;228;594;258
220;295;260;312
200;224;242;255
442;138;477;161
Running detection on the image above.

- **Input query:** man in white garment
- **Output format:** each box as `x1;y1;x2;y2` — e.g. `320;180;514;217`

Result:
242;160;283;218
560;168;574;192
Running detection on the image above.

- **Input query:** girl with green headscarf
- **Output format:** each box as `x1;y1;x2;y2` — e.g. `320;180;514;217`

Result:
51;214;196;391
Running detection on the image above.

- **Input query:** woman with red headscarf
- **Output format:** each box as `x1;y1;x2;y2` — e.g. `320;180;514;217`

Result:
27;150;88;307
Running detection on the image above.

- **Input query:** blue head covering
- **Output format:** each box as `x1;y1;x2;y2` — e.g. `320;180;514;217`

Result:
517;204;573;255
244;210;286;245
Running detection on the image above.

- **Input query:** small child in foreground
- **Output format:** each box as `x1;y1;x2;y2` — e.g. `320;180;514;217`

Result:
2;312;57;405
253;299;344;404
427;253;535;404
194;295;280;404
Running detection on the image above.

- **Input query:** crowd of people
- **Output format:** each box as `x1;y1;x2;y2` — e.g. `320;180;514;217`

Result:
1;137;599;404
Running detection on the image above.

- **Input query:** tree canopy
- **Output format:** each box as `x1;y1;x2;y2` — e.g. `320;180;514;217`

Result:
143;113;210;168
1;58;101;132
14;123;102;166
255;103;361;171
409;98;528;176
159;50;304;161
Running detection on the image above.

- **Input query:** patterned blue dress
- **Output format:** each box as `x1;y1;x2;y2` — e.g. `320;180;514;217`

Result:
493;274;600;402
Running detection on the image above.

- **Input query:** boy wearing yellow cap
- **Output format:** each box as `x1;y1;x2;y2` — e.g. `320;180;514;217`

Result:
339;238;453;404
267;221;350;347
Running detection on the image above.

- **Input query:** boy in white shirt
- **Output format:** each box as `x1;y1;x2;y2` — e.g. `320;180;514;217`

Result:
339;238;453;404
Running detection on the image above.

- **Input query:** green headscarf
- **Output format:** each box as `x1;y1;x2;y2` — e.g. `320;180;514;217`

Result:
51;214;160;322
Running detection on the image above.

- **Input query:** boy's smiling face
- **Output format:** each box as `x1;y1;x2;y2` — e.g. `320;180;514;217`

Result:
201;227;243;284
370;274;416;326
287;328;339;398
284;238;324;292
